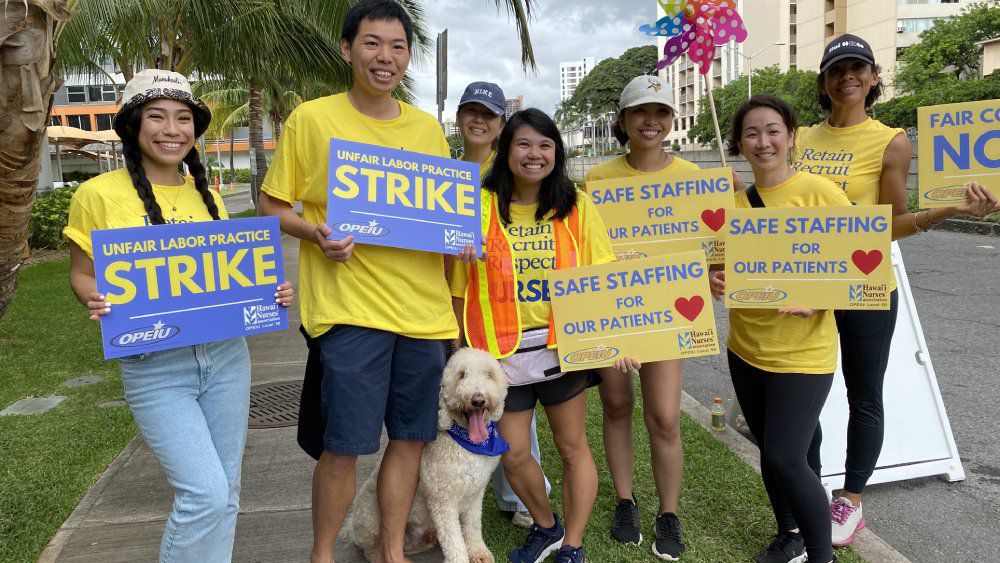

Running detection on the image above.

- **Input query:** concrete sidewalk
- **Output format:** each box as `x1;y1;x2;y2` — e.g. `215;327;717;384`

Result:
39;234;908;562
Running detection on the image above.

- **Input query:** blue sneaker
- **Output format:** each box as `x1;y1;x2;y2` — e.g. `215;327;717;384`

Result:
508;512;565;563
554;544;586;562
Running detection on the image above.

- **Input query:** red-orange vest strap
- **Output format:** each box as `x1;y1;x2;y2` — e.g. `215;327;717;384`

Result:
464;191;580;358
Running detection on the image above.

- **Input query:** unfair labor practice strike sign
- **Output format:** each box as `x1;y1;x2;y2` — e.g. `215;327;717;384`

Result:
724;205;891;310
92;217;287;360
327;139;481;254
586;167;734;264
548;250;719;372
918;99;1000;208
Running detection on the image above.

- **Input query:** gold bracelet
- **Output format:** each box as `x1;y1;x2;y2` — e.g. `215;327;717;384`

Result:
911;212;925;234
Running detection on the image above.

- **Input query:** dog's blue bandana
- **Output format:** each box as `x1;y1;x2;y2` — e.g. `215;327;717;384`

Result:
447;421;510;456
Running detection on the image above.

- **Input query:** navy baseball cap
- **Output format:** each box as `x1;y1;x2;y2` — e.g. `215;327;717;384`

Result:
458;82;506;116
820;34;875;72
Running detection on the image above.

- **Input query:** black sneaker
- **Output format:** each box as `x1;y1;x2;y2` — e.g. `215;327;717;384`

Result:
508;512;564;563
553;544;586;563
755;531;806;563
652;512;685;560
610;497;642;544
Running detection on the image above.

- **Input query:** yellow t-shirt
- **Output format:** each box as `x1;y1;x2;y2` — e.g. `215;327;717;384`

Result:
64;168;228;258
584;154;699;182
726;172;851;374
792;117;902;290
261;93;456;339
464;151;496;177
449;193;616;331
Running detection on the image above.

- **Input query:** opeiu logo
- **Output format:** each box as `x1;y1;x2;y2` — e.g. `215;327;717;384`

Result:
729;287;788;304
615;250;648;261
563;345;620;365
923;185;966;203
332;219;390;237
111;320;179;347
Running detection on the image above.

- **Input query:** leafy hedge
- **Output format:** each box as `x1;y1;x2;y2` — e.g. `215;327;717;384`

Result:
29;186;76;250
220;168;252;184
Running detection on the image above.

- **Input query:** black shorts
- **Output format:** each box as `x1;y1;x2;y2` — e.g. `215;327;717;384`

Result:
504;370;601;412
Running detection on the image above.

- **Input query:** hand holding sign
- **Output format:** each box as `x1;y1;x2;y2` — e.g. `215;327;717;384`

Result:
313;223;355;262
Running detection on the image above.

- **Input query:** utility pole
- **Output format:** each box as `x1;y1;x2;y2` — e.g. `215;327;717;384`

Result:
436;29;448;128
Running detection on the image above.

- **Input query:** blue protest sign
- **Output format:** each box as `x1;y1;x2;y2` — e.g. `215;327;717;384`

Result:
92;216;287;360
327;139;482;254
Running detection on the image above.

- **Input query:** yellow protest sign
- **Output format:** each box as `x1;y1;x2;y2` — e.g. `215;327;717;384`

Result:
547;250;719;372
724;205;891;310
918;99;1000;208
586;167;735;264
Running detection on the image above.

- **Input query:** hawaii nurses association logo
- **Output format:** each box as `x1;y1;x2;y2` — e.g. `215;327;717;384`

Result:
443;228;476;250
847;282;889;308
243;303;282;331
676;328;718;356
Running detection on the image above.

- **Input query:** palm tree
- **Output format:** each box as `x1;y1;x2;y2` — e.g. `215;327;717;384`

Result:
0;0;71;321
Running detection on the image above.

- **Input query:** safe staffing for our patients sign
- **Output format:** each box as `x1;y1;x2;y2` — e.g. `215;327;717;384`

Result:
586;167;734;264
548;251;719;372
92;217;287;360
327;139;481;254
724;205;891;310
917;99;1000;208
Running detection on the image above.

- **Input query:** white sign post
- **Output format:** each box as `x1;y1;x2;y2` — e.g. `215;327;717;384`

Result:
818;241;965;492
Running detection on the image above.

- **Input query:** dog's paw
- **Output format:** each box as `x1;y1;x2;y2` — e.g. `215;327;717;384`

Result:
468;547;495;563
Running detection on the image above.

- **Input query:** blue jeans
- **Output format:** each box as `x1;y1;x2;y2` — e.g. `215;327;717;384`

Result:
491;413;551;512
119;338;251;563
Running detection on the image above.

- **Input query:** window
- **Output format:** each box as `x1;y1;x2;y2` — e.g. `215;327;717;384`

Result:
67;86;86;103
50;116;62;126
95;113;114;131
67;115;92;131
86;84;118;103
898;17;941;34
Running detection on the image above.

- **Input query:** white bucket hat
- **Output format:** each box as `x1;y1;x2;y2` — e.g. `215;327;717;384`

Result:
113;69;211;138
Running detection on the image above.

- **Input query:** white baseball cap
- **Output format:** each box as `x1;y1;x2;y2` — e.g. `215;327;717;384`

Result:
620;75;676;113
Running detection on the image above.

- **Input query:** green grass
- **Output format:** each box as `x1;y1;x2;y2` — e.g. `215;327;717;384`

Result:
230;208;259;219
481;394;865;563
0;259;136;563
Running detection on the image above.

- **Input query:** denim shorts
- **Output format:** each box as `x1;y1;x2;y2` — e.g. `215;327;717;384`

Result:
311;325;446;456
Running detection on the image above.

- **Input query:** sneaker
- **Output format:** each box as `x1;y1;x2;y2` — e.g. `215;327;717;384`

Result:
610;498;642;544
755;531;806;563
553;544;586;563
652;512;685;560
830;496;865;546
508;512;564;563
501;509;535;529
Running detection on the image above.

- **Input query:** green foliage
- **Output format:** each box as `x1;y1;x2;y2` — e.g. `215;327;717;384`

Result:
688;67;824;146
220;168;253;184
560;46;658;119
28;187;76;250
894;2;1000;95
874;73;1000;129
446;133;465;158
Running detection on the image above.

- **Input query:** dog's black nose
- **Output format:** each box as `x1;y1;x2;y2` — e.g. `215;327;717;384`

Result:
471;394;486;409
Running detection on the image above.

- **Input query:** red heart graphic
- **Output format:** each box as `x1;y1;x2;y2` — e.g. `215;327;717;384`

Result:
674;296;704;322
701;208;725;232
851;250;883;275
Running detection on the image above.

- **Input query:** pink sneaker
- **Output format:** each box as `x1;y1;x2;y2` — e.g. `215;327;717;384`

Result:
830;497;865;546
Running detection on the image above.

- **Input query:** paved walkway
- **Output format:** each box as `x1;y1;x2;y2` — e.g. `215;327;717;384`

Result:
38;233;908;563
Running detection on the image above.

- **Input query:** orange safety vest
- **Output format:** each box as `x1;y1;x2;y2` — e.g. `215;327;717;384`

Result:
464;191;581;359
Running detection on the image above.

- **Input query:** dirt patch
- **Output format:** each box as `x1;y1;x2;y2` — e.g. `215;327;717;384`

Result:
24;248;68;267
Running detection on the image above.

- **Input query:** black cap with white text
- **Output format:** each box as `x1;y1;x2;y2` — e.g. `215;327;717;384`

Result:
820;34;875;72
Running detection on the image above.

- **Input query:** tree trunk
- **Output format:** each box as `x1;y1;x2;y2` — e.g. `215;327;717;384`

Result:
0;1;71;321
248;83;267;210
229;127;236;190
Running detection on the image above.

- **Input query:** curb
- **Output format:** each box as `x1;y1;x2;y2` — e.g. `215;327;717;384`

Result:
37;433;145;563
679;391;911;563
937;218;1000;236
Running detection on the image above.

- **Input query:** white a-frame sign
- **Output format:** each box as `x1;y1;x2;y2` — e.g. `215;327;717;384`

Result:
818;241;965;491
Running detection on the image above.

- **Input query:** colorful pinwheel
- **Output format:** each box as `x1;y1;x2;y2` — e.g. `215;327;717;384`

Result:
640;0;747;74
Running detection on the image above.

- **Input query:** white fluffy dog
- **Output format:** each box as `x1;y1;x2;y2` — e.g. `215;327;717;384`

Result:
347;347;509;563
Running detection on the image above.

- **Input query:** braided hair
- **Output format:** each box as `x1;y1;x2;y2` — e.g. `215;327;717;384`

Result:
119;104;221;225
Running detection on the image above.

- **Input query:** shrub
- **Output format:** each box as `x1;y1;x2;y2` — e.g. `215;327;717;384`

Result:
29;186;77;249
221;168;252;184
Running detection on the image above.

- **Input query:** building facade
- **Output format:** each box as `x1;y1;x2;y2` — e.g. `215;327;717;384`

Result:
505;95;524;119
559;57;596;101
656;0;973;150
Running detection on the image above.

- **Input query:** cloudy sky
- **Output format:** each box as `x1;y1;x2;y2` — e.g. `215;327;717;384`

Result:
408;0;657;118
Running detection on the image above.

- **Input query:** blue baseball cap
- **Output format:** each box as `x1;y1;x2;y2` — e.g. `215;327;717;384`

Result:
458;82;506;116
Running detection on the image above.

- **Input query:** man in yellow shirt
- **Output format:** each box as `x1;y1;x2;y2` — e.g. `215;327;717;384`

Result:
258;2;456;562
